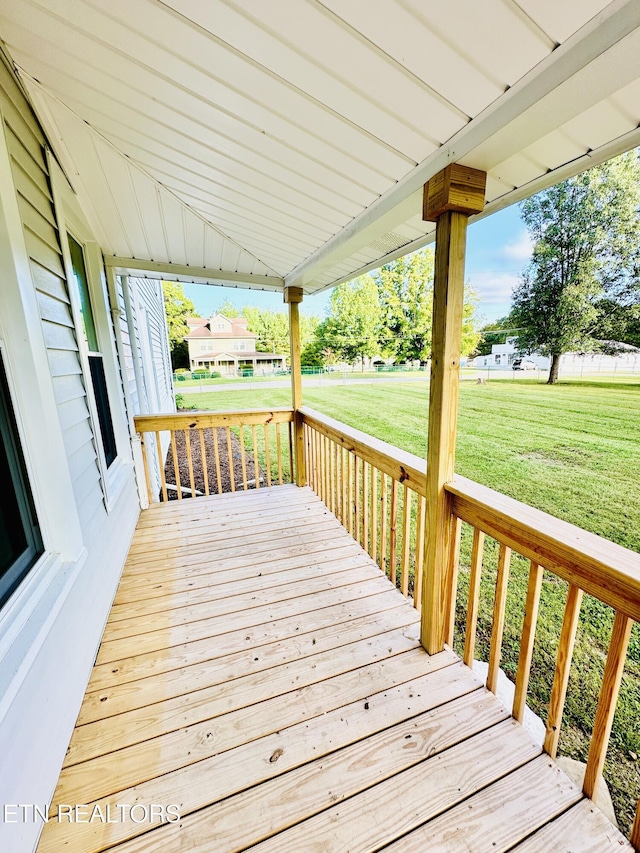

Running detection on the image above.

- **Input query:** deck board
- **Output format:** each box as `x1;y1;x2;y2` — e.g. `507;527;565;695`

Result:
37;486;632;853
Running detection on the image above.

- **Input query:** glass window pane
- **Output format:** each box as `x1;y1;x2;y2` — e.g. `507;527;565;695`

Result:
68;235;99;352
88;355;117;468
0;355;43;609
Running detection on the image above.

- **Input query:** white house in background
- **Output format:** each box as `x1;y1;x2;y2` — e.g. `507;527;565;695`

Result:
474;337;640;375
474;337;550;370
185;314;287;376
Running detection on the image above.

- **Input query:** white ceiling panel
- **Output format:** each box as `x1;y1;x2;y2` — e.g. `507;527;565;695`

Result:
1;0;638;296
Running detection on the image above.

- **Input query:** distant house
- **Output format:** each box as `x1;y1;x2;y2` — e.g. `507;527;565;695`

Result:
472;337;640;375
185;314;287;376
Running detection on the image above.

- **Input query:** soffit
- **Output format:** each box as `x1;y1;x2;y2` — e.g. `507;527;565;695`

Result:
1;0;638;294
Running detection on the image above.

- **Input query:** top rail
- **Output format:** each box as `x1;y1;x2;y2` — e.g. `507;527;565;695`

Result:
133;408;295;502
447;475;640;623
134;408;294;433
299;407;427;498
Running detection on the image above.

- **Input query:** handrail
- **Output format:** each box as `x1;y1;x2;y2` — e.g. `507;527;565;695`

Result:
134;408;295;503
300;406;639;834
299;406;427;498
134;407;294;433
447;475;640;623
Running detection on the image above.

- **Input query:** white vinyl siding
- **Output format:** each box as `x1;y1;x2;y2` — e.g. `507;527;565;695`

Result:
1;61;103;533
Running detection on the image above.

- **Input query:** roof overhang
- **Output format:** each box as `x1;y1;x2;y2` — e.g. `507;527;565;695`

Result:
2;0;639;296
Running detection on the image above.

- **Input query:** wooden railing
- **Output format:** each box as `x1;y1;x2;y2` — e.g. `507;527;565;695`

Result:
300;407;428;610
299;406;640;841
134;409;295;503
445;474;640;831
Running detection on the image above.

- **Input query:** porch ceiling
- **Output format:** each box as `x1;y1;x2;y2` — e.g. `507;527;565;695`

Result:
2;0;639;294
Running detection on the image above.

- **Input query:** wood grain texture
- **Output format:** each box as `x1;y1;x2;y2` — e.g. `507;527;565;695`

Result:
513;561;543;722
544;583;583;758
383;754;580;852
464;527;485;666
583;610;633;801
421;211;468;654
514;799;634;851
487;543;511;693
37;487;627;853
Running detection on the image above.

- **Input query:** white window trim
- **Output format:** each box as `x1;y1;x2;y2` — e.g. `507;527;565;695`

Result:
0;112;83;562
47;154;133;512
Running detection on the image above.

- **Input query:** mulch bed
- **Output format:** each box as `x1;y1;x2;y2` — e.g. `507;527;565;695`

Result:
162;427;261;500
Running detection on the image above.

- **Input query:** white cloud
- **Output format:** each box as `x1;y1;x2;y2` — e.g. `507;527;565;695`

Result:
467;271;520;304
500;231;534;263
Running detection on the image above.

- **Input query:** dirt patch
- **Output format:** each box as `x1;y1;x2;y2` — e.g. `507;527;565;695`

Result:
520;445;591;467
163;427;261;500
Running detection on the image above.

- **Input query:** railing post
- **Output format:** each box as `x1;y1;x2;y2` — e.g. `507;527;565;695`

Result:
285;285;306;486
420;165;486;654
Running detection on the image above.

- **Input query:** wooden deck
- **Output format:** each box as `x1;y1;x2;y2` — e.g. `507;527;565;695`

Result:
38;485;632;852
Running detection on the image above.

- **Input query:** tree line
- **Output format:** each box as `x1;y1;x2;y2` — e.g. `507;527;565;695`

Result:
163;248;480;371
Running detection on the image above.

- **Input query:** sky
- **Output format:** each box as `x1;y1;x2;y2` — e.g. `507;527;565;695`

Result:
182;203;533;327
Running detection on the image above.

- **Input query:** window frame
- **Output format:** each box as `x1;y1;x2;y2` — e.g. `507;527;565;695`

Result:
49;158;132;512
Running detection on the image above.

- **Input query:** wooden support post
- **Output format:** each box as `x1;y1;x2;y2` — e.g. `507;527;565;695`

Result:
285;285;306;486
420;164;486;654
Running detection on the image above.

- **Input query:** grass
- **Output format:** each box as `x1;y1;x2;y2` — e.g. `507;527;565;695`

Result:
182;378;640;832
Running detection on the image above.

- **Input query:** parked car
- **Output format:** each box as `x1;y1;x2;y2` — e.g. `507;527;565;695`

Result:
512;359;537;370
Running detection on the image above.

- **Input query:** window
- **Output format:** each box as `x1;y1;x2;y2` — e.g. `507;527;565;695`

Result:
0;353;43;609
67;235;117;468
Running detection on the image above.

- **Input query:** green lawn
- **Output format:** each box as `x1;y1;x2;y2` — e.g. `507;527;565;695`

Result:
181;378;640;832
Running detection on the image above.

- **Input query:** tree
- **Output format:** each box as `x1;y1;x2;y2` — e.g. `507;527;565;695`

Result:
162;282;198;370
461;287;482;357
216;298;240;318
474;316;514;356
373;249;434;362
594;299;640;349
511;152;640;384
318;276;381;368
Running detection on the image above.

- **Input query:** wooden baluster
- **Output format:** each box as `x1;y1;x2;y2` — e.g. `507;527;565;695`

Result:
544;584;583;758
239;426;248;490
400;487;412;597
583;610;633;802
370;466;378;562
341;446;348;527
348;452;354;537
185;429;196;497
513;561;544;722
355;456;362;545
198;429;210;496
413;494;426;611
252;425;260;489
333;442;342;521
154;430;168;503
487;543;512;694
225;426;235;492
329;438;336;514
380;473;388;575
170;431;182;500
288;421;294;484
630;800;640;850
263;423;272;487
444;515;462;645
311;429;318;492
463;528;485;666
213;429;222;494
319;434;326;503
363;461;369;552
389;478;399;586
276;423;283;486
139;431;154;504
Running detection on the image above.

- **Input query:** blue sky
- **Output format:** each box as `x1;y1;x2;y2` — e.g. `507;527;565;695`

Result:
183;203;532;327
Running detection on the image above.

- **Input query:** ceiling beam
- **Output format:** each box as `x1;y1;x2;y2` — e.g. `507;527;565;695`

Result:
104;257;285;291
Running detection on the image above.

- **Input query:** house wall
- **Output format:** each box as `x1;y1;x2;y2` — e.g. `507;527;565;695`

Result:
0;52;141;853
